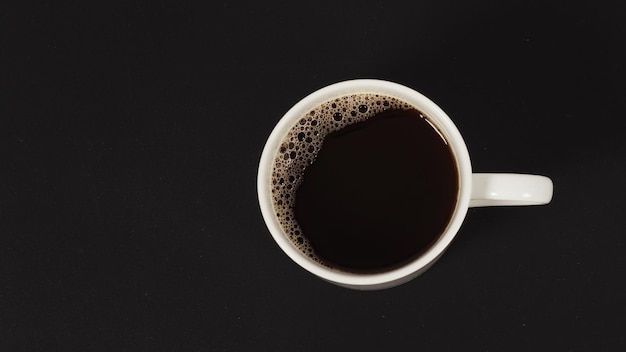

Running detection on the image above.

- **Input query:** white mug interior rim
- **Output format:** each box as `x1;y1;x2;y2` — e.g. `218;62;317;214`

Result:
257;79;472;287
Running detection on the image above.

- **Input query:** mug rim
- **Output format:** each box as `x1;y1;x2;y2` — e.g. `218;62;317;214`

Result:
257;79;472;289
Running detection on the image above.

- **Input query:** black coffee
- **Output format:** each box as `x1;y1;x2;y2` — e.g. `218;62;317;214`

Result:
270;94;458;273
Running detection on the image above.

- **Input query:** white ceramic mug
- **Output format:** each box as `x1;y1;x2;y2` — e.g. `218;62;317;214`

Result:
257;79;553;290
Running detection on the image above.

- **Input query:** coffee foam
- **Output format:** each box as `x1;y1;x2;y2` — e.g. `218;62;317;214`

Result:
271;93;415;267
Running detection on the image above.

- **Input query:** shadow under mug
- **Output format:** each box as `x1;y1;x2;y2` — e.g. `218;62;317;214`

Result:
258;79;553;290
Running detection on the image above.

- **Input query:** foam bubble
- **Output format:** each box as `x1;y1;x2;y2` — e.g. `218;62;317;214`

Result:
271;93;414;267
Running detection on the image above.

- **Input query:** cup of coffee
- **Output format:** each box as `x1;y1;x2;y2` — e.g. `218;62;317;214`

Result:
257;79;553;290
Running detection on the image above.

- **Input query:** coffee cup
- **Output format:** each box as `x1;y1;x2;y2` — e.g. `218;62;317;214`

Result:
257;79;553;290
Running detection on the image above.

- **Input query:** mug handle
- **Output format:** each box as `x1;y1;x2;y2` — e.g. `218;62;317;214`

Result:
470;173;553;207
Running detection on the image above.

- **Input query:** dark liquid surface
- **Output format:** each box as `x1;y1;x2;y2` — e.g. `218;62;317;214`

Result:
294;109;458;272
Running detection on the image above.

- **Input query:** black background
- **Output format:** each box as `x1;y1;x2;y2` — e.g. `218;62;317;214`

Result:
2;0;625;350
